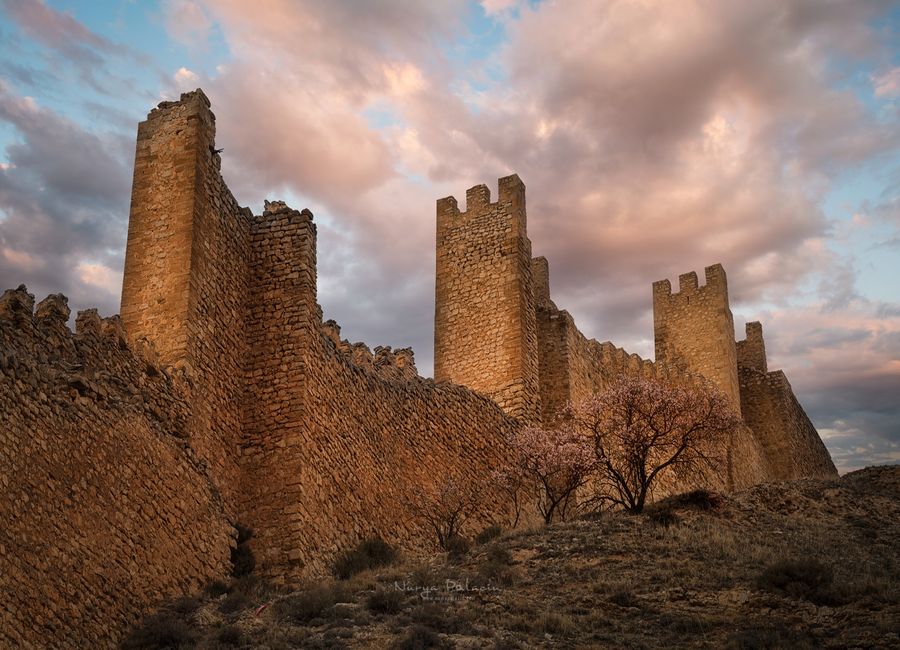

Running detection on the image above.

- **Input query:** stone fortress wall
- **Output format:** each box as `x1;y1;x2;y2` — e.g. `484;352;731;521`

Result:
1;91;519;649
0;289;234;649
0;90;836;648
435;174;835;490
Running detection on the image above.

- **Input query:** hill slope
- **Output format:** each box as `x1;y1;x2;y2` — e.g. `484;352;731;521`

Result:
125;466;900;649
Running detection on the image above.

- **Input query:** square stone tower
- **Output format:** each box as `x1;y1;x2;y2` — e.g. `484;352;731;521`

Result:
652;264;742;414
434;175;540;421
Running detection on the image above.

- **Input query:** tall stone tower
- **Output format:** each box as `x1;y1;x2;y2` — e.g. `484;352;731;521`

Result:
121;90;215;365
652;264;742;414
434;175;540;421
119;89;251;502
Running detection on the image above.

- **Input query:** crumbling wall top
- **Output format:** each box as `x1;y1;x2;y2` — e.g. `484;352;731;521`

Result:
319;318;420;382
146;89;213;121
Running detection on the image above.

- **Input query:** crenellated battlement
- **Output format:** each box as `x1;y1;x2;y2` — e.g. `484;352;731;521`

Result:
436;174;527;232
1;286;191;392
439;174;526;214
652;263;729;304
534;253;724;423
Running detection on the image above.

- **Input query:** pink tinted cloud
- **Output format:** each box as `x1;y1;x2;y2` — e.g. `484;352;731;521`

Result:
163;0;213;47
152;1;897;349
873;66;900;97
393;0;896;338
207;64;395;204
169;0;468;206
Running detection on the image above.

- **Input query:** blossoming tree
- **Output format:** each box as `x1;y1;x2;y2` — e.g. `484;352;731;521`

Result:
501;423;596;525
572;375;741;513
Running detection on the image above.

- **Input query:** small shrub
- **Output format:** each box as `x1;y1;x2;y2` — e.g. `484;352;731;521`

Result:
204;579;229;598
609;587;639;608
231;524;256;578
647;509;680;527
478;546;516;586
475;525;502;545
410;565;456;589
333;537;398;580
535;612;575;636
485;545;511;564
367;587;406;615
122;611;196;650
170;596;201;616
676;489;724;510
409;603;467;635
272;584;350;624
395;624;445;650
445;535;470;562
756;559;836;605
219;590;250;616
229;574;277;600
216;624;243;646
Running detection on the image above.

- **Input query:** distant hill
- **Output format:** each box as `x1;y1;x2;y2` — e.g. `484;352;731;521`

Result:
124;466;900;649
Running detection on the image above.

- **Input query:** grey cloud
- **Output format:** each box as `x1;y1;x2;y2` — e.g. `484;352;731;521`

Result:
762;307;900;471
419;0;893;333
805;370;900;452
0;83;130;317
786;327;873;355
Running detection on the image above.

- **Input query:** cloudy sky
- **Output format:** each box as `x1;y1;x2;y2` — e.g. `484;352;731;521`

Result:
1;0;898;472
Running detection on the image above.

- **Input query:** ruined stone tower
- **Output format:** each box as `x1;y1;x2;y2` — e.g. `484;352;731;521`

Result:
652;265;742;414
120;90;251;503
434;175;541;421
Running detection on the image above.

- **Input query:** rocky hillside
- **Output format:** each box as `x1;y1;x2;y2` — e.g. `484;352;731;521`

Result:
124;466;899;649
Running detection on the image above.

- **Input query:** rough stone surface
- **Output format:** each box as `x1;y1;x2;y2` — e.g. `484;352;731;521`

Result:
120;89;250;514
0;89;837;648
739;367;838;480
239;203;518;582
0;286;233;650
736;322;836;479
